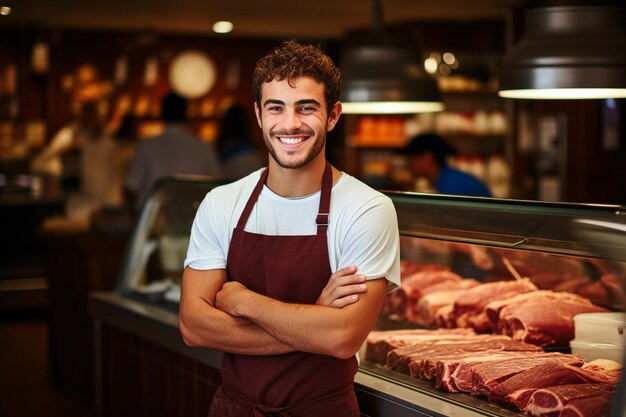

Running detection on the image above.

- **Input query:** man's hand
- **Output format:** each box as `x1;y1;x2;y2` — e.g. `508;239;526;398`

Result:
215;281;251;317
216;266;368;315
317;266;368;308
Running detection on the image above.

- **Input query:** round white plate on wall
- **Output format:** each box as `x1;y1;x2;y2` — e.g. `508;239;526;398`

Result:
168;49;217;99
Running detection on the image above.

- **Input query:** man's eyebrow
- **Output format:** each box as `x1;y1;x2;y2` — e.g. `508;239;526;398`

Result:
263;99;285;107
296;99;321;106
263;99;321;107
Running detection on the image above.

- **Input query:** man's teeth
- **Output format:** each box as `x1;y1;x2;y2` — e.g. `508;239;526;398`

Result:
278;137;303;145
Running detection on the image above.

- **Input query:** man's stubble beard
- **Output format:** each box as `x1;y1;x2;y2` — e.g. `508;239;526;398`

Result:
263;127;327;170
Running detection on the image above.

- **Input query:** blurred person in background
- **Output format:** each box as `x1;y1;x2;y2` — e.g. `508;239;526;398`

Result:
30;97;125;212
400;132;491;197
215;103;266;180
125;92;222;209
110;112;138;183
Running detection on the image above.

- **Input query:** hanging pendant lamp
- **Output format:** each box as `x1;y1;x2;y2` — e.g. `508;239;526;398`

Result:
498;1;626;100
340;0;443;114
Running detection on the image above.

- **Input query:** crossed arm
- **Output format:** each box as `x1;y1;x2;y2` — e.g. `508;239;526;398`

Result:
179;266;388;359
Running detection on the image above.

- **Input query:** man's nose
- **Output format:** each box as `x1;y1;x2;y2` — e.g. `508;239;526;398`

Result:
281;109;302;131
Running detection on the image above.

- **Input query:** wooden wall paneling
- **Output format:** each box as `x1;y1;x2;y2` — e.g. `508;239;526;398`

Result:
99;322;221;417
43;230;129;408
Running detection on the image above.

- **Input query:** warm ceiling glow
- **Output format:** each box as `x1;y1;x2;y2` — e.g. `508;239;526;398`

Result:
212;21;234;34
0;6;11;15
424;57;438;74
498;88;626;100
442;52;456;65
341;101;444;114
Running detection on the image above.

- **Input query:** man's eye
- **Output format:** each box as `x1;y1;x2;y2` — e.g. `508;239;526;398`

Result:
267;106;283;112
299;106;316;113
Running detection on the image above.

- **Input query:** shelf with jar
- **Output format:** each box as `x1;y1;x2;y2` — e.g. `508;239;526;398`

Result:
345;109;508;148
342;106;511;196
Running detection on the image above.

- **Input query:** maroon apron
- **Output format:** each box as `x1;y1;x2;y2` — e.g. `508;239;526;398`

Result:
209;162;359;417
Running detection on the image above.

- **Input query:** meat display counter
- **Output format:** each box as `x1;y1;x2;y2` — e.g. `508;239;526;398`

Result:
358;192;625;417
88;178;626;417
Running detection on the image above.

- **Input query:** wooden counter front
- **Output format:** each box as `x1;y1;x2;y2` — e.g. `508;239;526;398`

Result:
89;292;522;417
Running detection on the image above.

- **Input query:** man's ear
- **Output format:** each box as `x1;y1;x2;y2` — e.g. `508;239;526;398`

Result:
327;101;342;132
254;102;263;129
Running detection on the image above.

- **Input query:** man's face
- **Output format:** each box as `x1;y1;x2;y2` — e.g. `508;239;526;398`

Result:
254;77;341;169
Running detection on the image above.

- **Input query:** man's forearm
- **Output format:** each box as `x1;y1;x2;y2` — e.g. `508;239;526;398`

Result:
218;279;387;359
179;267;295;355
179;299;295;355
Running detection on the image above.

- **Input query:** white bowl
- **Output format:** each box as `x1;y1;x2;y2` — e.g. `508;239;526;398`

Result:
570;339;625;363
573;312;626;346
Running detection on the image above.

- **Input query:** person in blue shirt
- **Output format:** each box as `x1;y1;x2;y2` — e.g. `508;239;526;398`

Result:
401;133;492;197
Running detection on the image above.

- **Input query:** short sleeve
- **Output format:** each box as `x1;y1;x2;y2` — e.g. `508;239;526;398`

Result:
184;193;228;271
337;196;401;292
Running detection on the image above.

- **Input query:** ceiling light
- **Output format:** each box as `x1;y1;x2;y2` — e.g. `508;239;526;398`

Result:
340;0;443;114
424;57;438;74
498;3;626;100
213;21;233;34
0;6;11;15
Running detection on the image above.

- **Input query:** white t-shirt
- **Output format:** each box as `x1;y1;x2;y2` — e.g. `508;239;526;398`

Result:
185;168;401;290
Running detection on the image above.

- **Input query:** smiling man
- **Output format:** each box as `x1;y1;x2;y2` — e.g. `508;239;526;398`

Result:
179;40;400;416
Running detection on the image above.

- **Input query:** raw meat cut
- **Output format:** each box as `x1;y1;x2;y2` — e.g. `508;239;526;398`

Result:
559;396;613;417
414;282;479;326
386;336;502;374
404;338;542;378
452;278;538;331
525;383;616;417
488;361;620;411
599;273;626;309
364;328;475;364
382;267;457;319
497;294;609;347
440;352;582;393
463;355;585;396
420;340;543;381
484;290;597;333
410;280;481;325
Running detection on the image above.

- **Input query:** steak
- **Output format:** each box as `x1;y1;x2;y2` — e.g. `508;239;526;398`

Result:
387;336;498;374
442;352;582;393
470;356;586;398
452;279;538;330
404;337;542;378
488;361;620;411
559;396;613;417
497;294;609;347
420;340;542;381
364;328;475;364
525;383;616;417
382;261;448;318
414;282;480;326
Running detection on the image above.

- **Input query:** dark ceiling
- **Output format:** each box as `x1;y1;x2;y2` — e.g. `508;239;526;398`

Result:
2;0;521;39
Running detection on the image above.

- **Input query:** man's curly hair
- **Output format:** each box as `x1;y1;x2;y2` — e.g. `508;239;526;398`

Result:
253;40;341;114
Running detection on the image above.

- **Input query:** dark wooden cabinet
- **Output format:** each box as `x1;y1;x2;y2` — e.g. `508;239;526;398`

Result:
98;323;220;417
42;229;129;408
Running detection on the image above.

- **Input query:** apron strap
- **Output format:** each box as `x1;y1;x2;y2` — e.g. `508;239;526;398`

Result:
236;162;333;235
235;167;269;230
315;162;332;235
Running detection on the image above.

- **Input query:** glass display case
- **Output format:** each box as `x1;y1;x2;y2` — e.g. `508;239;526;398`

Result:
358;192;625;417
105;178;625;417
114;175;228;306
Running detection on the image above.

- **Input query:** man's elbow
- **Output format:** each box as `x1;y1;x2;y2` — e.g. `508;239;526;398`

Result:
178;315;201;347
329;331;366;360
